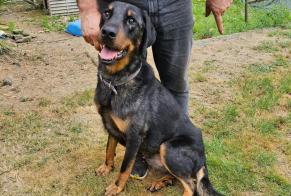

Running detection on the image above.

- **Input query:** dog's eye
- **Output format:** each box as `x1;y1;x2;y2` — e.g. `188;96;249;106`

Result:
127;17;136;25
104;10;111;19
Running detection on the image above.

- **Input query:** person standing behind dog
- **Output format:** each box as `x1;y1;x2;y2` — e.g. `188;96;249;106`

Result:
77;0;232;115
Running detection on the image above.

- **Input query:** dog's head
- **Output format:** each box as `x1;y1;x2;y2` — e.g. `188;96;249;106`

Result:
98;1;155;74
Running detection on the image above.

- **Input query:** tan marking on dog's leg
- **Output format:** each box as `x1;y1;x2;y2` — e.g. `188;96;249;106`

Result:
105;160;135;196
109;112;129;133
96;135;117;176
160;144;194;196
179;178;194;196
197;166;206;182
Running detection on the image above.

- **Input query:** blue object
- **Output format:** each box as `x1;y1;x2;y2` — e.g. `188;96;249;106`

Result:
65;19;82;37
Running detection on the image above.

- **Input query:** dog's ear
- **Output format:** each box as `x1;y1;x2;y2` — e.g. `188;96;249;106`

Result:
140;11;156;59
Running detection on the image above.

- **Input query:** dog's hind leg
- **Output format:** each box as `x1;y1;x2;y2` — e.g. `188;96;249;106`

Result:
160;141;196;196
147;174;175;192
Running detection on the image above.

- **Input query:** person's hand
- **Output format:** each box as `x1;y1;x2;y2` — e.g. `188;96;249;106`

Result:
80;9;102;51
205;0;233;34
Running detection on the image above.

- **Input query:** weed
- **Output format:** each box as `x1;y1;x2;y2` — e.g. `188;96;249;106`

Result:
279;74;291;94
202;60;217;72
248;63;273;73
265;171;291;195
258;120;276;135
37;156;50;167
62;89;94;108
38;98;52;107
3;110;15;116
268;30;291;39
223;105;238;122
252;150;276;167
0;40;12;55
70;124;83;134
254;41;278;53
278;40;291;49
241;77;278;110
7;21;15;32
41;16;66;32
248;57;289;73
194;72;207;82
272;55;290;68
41;15;78;32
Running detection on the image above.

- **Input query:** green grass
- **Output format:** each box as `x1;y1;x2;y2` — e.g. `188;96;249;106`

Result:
193;72;207;82
7;21;16;32
253;41;279;53
196;42;291;194
193;0;290;39
248;56;290;73
279;74;291;94
268;30;291;39
62;89;94;108
0;40;12;55
41;15;78;32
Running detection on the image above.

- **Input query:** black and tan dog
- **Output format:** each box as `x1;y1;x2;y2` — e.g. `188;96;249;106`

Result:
94;1;221;196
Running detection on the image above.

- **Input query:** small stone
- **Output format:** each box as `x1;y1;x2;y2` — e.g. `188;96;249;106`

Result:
12;34;23;40
2;78;13;86
10;87;20;93
20;97;33;102
0;25;9;31
16;36;32;43
22;31;30;36
12;29;23;35
12;62;21;67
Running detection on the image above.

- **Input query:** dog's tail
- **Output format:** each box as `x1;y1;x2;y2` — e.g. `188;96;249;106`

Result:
196;166;223;196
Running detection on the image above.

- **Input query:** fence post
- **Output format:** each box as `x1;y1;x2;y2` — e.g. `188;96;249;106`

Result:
245;0;248;22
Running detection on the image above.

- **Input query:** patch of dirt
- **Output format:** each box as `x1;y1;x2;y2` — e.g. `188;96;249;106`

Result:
0;6;280;113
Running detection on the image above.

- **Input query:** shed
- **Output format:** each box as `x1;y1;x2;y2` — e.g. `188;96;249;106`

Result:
46;0;79;16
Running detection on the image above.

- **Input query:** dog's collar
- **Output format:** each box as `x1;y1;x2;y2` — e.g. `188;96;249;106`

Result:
98;65;142;95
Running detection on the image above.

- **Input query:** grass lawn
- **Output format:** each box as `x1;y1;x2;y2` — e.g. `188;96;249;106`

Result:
193;0;290;39
1;27;290;195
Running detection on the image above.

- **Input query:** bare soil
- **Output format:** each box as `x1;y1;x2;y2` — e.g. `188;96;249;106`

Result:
0;8;277;112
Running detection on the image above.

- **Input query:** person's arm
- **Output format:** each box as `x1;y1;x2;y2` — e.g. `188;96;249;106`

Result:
205;0;233;34
77;0;101;50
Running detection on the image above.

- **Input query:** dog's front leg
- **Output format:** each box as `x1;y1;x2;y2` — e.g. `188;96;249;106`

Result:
105;130;142;196
96;134;118;176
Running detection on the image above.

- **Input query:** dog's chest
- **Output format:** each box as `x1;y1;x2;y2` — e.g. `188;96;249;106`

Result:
109;111;129;134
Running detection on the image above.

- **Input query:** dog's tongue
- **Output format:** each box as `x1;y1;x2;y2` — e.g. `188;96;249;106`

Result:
100;46;118;60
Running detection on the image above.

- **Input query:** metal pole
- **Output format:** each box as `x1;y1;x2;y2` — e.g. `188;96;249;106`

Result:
245;0;248;23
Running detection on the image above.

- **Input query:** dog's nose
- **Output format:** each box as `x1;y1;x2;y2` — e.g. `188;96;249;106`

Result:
101;26;117;40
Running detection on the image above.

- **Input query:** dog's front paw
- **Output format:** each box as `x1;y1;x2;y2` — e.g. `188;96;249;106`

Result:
105;182;123;196
95;164;113;176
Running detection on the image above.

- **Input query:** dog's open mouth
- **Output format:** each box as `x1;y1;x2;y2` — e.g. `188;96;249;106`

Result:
99;45;128;65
